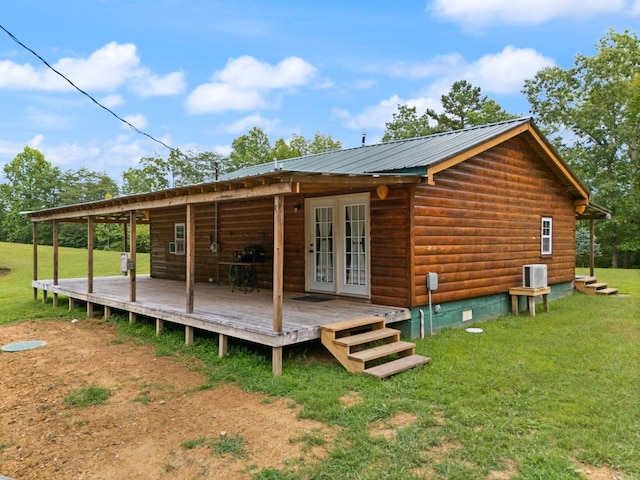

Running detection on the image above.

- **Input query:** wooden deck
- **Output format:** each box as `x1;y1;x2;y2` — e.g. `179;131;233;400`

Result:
32;275;411;349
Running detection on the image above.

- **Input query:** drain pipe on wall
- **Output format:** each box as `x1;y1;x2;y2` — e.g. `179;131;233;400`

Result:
420;309;425;339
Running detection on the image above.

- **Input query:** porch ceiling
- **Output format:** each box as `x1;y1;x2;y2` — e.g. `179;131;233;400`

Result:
26;172;423;223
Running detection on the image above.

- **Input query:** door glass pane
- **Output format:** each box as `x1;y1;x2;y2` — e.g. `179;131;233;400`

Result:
344;204;366;286
314;206;334;283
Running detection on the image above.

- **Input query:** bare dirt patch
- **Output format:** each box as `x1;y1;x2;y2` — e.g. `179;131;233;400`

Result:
369;412;417;441
0;319;331;479
0;268;10;277
574;461;627;480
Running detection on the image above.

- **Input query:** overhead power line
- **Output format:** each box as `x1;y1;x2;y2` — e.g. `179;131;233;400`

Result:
0;24;173;151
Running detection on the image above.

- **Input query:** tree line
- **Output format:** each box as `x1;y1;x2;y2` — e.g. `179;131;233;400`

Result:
0;30;638;267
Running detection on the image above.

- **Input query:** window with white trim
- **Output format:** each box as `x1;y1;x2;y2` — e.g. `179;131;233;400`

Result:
541;217;552;255
174;223;185;255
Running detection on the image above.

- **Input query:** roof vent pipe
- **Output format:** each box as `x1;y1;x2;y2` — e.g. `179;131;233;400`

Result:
361;132;366;147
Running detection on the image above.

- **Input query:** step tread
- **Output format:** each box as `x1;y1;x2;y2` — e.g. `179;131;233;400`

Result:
348;341;415;363
364;354;431;379
584;282;608;289
596;287;618;295
575;276;597;284
333;327;399;347
321;315;385;333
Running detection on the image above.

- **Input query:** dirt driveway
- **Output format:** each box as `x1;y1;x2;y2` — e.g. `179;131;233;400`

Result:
0;319;330;479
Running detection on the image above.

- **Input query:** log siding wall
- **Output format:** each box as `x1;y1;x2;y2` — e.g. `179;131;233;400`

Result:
149;135;577;311
413;136;576;306
150;196;308;291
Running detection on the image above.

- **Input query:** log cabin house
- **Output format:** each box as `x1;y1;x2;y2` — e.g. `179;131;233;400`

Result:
28;118;606;376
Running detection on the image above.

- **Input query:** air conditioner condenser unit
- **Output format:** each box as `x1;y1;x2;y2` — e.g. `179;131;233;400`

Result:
523;264;547;288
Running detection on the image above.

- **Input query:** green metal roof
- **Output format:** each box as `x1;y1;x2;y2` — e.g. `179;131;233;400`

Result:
222;117;533;180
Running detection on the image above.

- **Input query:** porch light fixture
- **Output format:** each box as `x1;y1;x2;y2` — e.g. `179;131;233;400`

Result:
376;184;389;200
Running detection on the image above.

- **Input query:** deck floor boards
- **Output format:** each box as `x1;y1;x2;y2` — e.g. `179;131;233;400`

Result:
33;275;410;348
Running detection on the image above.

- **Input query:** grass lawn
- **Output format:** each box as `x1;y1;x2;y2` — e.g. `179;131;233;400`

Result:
1;242;639;479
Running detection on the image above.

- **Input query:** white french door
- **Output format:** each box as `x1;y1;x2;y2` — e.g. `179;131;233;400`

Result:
306;193;370;297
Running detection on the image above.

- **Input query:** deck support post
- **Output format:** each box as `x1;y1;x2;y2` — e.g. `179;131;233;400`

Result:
186;203;195;313
129;211;137;302
272;347;282;376
104;306;111;320
272;194;285;377
32;222;38;301
219;334;228;357
589;218;595;277
129;312;136;324
52;219;59;307
69;297;75;311
87;302;94;318
156;319;164;336
87;216;94;294
273;194;284;334
185;325;194;345
42;290;47;304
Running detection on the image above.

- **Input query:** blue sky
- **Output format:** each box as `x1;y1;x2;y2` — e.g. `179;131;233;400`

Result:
1;1;638;185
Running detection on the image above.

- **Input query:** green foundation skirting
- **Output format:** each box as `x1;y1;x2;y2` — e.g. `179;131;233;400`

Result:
397;282;574;339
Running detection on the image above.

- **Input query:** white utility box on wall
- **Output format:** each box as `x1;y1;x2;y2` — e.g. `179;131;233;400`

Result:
523;264;547;288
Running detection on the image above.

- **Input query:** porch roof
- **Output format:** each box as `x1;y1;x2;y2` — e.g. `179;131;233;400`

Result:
25;171;422;223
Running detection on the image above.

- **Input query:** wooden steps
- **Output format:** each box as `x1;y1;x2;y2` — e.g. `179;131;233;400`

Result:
321;316;431;379
575;276;619;296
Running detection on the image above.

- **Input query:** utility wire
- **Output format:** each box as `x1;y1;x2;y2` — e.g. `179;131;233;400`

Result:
0;24;173;151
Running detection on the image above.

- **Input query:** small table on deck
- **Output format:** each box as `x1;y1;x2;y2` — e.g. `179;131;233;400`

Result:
219;261;262;293
508;286;551;317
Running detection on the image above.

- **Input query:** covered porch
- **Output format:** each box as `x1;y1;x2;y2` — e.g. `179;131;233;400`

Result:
31;275;410;374
26;171;421;376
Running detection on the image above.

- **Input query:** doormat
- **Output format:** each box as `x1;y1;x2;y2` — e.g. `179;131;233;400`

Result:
292;296;332;303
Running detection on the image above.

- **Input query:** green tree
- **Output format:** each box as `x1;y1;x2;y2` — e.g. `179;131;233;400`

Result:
226;127;272;172
0;146;61;244
523;29;640;268
575;225;602;268
383;80;517;141
382;104;434;141
270;132;343;160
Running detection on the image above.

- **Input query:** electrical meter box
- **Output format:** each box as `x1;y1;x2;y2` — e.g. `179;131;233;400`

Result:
427;272;438;291
120;252;129;276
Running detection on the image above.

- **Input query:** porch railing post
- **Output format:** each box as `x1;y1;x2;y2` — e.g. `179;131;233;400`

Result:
272;194;285;376
32;222;38;301
87;216;94;294
589;218;595;277
130;210;137;302
53;219;59;307
186;203;195;313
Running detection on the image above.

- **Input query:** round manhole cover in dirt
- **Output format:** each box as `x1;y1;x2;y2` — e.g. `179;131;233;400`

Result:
1;340;48;352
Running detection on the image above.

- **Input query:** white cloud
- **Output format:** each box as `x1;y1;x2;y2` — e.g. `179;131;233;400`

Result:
384;46;555;95
0;42;185;96
467;46;555;93
334;94;439;131
100;94;125;108
122;114;148;130
631;0;640;14
131;70;187;96
186;55;317;114
187;83;264;113
220;114;282;135
41;142;101;168
429;0;627;27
